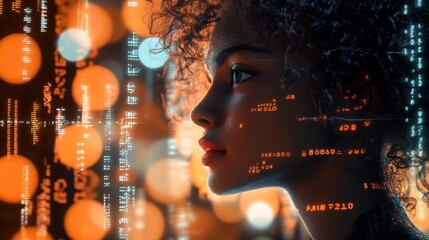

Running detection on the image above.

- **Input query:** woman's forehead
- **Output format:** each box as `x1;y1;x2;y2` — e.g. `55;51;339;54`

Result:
208;19;285;65
210;1;288;54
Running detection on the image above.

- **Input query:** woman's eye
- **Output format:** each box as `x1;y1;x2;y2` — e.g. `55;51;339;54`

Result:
231;69;254;85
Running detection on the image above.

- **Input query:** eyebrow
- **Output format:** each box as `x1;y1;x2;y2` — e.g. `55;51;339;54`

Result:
212;44;272;67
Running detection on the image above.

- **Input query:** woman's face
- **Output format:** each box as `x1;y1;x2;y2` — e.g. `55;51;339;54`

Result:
191;2;330;194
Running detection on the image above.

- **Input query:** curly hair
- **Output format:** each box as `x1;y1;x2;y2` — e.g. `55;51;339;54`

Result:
153;0;429;212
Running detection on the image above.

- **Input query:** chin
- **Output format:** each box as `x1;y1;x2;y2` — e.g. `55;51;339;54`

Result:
207;171;282;195
207;172;248;195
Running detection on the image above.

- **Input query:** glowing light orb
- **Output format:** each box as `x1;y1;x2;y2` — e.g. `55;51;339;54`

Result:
190;145;208;189
0;33;42;84
56;125;103;169
138;37;169;69
129;200;165;240
67;3;113;49
11;226;53;240
187;124;208;189
121;0;162;37
71;65;120;111
175;120;200;158
246;201;275;230
64;199;108;240
57;28;91;62
411;206;429;232
128;139;149;174
409;189;429;232
211;194;244;223
0;155;39;204
145;158;191;204
254;237;274;240
239;188;280;229
239;188;280;215
130;138;173;176
187;207;219;238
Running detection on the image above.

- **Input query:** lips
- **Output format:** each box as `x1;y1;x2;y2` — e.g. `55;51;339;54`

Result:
198;138;227;166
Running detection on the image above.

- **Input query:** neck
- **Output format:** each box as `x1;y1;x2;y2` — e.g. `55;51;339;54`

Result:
284;156;390;240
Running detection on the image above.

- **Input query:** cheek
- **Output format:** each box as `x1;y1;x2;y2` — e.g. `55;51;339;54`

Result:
207;78;330;193
224;89;328;175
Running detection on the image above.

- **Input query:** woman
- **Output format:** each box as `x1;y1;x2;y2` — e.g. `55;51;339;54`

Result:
154;0;429;239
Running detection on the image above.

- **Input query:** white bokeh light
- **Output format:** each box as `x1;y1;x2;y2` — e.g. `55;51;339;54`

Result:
246;201;275;230
138;37;169;69
58;28;91;62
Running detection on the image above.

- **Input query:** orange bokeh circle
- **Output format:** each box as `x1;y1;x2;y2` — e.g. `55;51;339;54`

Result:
411;207;429;232
67;3;113;49
187;206;221;239
0;155;39;204
408;189;429;232
145;158;191;204
0;33;42;84
11;226;53;240
211;194;244;223
190;146;208;189
56;125;103;169
121;0;162;37
64;199;108;240
129;199;166;239
71;65;120;111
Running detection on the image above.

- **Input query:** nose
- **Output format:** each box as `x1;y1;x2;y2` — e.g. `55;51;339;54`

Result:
190;62;224;129
190;90;221;129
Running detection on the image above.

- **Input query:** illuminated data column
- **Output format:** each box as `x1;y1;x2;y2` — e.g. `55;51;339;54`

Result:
12;0;22;13
31;103;40;145
118;32;140;240
103;86;115;231
36;159;51;236
22;7;33;83
7;98;12;157
403;1;427;226
127;34;141;76
403;2;426;164
39;0;48;32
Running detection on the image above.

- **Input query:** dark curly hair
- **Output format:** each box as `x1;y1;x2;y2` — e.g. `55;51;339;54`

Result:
152;0;429;213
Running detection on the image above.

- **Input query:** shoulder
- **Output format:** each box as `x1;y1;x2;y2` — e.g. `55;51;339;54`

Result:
350;221;429;240
378;227;429;240
350;200;429;240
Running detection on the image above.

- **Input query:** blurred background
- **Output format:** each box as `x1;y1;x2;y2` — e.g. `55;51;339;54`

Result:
0;0;427;239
